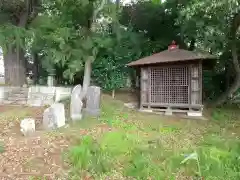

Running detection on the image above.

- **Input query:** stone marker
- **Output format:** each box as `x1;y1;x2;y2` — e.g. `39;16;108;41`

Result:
0;87;6;103
187;111;202;117
165;107;173;116
43;103;66;130
70;85;83;121
85;86;101;117
20;118;35;136
47;75;55;87
124;102;138;109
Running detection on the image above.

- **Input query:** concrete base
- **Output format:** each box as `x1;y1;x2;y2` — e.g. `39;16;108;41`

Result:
71;114;83;121
84;108;100;117
187;111;202;117
165;110;173;116
139;108;153;113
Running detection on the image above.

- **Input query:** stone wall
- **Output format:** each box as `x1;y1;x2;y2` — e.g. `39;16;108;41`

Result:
0;77;4;84
0;86;10;103
0;86;72;106
27;86;72;107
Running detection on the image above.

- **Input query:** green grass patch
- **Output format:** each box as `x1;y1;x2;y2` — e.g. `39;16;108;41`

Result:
64;94;240;179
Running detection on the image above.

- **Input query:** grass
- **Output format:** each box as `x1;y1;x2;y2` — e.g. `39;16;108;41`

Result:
1;95;240;179
65;95;240;180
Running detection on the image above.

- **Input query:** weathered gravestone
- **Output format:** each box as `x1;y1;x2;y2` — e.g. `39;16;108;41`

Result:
85;86;101;117
70;85;83;121
43;103;66;130
20;118;35;136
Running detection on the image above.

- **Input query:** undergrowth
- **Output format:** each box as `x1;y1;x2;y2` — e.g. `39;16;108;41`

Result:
66;95;240;179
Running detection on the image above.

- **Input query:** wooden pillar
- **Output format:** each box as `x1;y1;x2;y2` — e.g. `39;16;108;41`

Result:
189;62;201;109
148;67;151;109
140;67;149;109
188;64;192;108
199;62;203;105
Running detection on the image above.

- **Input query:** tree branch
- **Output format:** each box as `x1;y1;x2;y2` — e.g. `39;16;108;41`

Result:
18;0;30;27
92;0;106;22
231;12;240;73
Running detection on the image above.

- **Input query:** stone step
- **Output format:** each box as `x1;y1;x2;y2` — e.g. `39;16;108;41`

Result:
3;100;27;105
10;89;28;92
3;100;15;105
8;93;28;97
7;97;28;101
15;100;27;105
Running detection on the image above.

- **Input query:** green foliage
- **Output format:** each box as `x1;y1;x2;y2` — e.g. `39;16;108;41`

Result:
181;135;240;179
100;131;138;155
0;24;31;51
181;151;202;177
211;106;240;121
68;136;112;178
124;149;164;179
92;29;142;90
65;94;240;179
1;0;239;102
178;0;240;101
30;0;115;81
67;129;164;179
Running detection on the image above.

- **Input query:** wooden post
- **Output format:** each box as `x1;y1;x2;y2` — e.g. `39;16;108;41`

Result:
199;61;203;105
141;67;148;109
188;64;192;110
148;67;151;109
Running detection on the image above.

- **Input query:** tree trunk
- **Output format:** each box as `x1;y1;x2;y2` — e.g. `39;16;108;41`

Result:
3;47;26;86
32;52;39;84
112;89;115;98
81;57;92;99
215;74;240;105
80;0;106;99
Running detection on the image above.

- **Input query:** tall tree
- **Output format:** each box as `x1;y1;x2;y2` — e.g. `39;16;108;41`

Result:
178;0;240;104
0;0;40;86
30;0;115;90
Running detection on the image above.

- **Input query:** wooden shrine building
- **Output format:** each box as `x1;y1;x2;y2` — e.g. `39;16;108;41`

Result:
128;41;215;115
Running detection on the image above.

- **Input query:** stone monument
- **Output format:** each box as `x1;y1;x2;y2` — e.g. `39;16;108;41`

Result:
85;86;101;117
43;103;66;130
70;85;83;121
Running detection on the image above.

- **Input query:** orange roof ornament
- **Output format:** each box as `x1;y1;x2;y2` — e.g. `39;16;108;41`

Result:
168;40;179;50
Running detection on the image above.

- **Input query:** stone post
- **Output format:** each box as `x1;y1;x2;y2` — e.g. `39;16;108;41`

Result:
47;70;56;87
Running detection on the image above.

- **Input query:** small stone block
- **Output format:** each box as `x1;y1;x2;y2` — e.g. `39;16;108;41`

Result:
139;109;153;113
71;114;82;121
20;118;35;136
165;110;173;116
70;85;83;121
187;111;202;117
43;103;66;130
85;86;101;117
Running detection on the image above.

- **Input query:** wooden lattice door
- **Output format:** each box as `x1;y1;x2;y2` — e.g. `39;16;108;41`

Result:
150;66;189;105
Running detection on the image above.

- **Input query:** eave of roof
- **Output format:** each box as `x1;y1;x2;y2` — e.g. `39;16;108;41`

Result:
127;48;216;67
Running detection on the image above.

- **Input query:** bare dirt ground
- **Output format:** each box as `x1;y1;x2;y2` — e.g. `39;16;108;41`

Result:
0;105;112;180
0;106;72;179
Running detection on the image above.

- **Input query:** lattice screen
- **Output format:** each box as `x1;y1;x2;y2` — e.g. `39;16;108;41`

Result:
150;66;189;104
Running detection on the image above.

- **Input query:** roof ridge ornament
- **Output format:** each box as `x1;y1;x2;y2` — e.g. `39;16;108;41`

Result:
168;40;179;50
